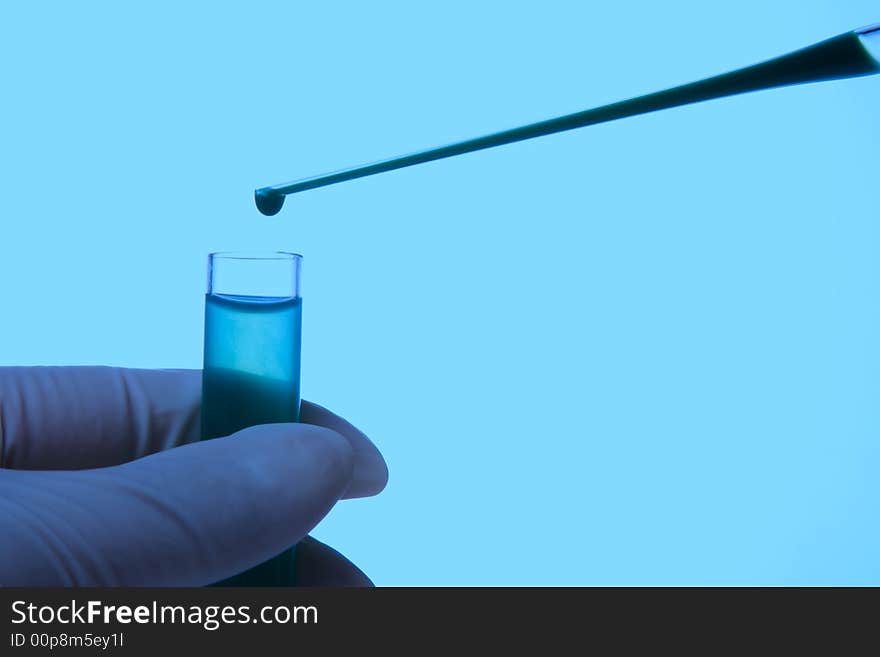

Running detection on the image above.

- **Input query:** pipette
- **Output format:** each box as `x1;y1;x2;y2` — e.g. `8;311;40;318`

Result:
255;24;880;216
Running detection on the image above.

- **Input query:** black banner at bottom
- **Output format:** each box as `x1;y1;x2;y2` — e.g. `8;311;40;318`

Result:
0;587;875;653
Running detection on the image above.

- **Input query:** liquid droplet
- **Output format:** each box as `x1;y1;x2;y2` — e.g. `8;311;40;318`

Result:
255;190;285;216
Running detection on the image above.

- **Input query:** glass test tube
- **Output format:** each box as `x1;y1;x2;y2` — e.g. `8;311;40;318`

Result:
201;251;303;586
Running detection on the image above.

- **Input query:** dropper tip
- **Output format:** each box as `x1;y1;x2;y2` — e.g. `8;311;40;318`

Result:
255;189;285;216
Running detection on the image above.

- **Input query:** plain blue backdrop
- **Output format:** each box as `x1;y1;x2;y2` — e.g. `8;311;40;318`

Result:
1;1;879;584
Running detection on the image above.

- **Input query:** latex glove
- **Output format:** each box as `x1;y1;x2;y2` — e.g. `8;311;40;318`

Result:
0;367;388;586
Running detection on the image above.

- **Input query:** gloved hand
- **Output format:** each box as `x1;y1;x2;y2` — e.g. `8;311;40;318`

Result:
0;367;388;586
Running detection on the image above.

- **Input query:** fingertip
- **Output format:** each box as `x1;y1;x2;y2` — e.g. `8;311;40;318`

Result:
295;536;374;587
345;455;389;499
299;400;389;499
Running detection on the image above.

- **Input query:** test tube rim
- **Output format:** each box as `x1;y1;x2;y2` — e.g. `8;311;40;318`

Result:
208;250;303;262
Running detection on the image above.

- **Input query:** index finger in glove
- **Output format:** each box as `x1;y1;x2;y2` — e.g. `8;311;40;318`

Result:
0;368;387;500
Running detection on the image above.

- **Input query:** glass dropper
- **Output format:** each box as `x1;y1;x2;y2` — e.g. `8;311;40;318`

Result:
255;24;880;216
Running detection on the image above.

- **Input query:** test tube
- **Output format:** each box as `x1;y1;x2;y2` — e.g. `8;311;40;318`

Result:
201;251;303;586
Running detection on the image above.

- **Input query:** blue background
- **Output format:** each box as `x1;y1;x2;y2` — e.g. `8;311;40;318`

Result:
2;1;879;584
